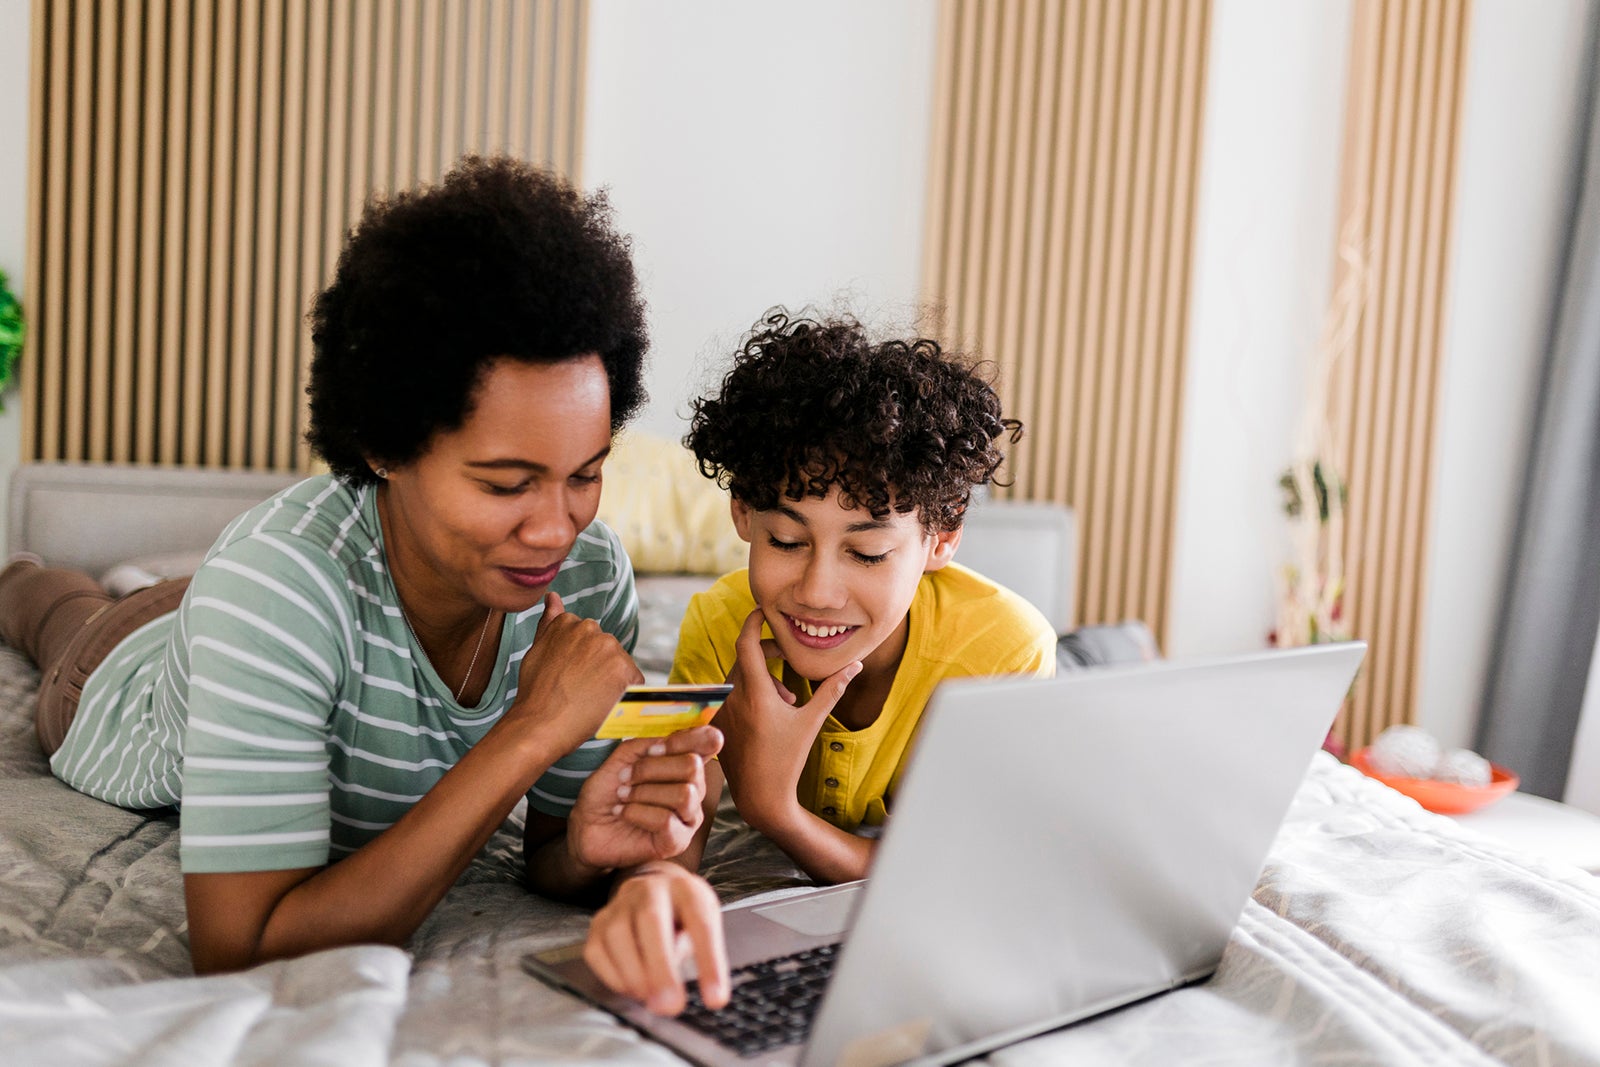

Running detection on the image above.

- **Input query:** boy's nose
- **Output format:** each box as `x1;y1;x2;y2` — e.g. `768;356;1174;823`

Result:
793;558;848;610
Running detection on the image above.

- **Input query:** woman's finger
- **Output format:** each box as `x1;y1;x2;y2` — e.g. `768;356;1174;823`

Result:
619;803;678;836
626;753;705;787
599;908;650;1000
632;883;688;1015
619;782;702;823
676;879;730;1010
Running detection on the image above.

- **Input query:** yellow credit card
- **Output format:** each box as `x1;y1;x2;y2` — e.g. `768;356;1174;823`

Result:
595;684;733;739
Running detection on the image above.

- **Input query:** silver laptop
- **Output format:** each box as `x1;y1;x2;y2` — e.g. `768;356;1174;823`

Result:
524;642;1366;1067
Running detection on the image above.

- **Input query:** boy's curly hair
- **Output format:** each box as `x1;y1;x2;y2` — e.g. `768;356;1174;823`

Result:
685;309;1022;533
307;155;648;483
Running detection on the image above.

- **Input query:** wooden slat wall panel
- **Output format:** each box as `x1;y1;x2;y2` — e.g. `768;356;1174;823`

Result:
25;0;588;472
1326;0;1470;753
921;0;1211;642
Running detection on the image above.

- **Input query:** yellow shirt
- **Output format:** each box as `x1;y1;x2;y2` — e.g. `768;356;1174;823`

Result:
669;563;1057;832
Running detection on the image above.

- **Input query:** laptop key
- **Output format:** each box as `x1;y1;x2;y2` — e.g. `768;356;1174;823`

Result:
679;943;841;1056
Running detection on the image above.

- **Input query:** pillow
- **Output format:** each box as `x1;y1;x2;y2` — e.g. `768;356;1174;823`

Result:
1056;620;1161;672
100;549;210;597
598;430;746;575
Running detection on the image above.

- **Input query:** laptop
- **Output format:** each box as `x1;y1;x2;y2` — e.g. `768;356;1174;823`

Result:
524;642;1366;1067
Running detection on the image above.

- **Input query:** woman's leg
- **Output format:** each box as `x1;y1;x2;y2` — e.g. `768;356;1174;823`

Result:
0;559;111;667
0;559;190;756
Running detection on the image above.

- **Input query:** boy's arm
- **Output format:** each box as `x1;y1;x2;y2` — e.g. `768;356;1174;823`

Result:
737;791;877;884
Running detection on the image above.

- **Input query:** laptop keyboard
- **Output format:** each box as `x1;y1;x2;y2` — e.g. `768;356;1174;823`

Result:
678;943;840;1057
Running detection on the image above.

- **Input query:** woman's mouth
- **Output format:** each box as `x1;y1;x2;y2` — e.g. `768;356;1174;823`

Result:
500;562;562;589
783;612;860;650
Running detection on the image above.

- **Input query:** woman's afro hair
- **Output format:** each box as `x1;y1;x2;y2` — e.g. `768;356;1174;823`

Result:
685;308;1022;533
306;155;647;483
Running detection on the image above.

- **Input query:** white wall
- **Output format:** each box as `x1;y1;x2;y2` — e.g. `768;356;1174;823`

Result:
581;0;937;437
1165;0;1352;659
0;0;30;543
1416;0;1590;750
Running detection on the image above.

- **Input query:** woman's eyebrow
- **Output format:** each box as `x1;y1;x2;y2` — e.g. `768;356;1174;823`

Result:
466;446;611;473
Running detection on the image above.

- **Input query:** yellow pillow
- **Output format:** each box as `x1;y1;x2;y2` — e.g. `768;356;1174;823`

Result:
599;430;746;575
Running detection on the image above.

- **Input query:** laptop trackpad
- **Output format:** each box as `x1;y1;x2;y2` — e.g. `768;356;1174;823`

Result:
752;890;857;937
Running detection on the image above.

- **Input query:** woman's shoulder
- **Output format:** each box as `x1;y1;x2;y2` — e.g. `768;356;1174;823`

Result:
197;476;380;590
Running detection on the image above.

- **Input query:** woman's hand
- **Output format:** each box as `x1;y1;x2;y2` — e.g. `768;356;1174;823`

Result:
509;591;643;752
584;862;730;1016
715;610;859;834
567;725;724;871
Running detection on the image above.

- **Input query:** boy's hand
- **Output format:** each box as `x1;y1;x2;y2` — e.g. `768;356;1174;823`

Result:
567;726;724;871
715;610;860;832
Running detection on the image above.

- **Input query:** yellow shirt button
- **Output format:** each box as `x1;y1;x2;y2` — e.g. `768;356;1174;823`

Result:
828;741;844;752
822;806;837;816
824;776;840;788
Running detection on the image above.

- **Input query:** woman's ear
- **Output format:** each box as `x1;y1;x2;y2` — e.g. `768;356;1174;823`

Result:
924;525;963;572
730;498;754;544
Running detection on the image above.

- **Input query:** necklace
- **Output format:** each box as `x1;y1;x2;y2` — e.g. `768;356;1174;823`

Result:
399;602;495;704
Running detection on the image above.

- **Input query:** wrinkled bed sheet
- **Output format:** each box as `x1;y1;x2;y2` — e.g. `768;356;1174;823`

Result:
2;643;1599;1066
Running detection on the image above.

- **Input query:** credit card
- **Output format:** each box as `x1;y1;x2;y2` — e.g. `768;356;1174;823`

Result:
594;684;733;739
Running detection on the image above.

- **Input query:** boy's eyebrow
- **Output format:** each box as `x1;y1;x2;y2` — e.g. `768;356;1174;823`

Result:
772;503;892;533
466;445;611;473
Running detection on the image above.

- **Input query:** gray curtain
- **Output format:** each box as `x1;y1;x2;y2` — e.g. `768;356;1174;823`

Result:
1477;13;1600;801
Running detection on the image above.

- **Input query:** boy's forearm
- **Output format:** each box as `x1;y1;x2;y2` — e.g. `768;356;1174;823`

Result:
748;799;875;884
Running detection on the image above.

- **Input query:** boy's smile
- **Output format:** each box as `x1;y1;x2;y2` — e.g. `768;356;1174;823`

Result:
732;488;961;687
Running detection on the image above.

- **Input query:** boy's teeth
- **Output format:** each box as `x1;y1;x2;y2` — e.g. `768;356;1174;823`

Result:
795;618;848;638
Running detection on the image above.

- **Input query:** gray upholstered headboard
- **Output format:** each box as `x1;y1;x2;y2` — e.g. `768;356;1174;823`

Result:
6;461;1078;634
7;462;302;575
953;499;1076;633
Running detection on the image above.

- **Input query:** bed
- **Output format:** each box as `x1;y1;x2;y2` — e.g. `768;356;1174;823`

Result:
2;461;1599;1066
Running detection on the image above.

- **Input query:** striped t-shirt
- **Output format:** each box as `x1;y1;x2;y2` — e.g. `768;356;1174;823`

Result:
49;475;637;874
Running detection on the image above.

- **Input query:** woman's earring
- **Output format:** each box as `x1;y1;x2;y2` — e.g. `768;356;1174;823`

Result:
375;467;388;479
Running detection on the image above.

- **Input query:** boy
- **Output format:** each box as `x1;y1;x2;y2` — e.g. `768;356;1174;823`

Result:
672;308;1058;881
582;309;1055;1013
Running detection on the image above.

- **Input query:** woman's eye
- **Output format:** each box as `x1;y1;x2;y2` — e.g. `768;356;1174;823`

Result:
570;472;602;487
482;482;524;497
766;535;803;552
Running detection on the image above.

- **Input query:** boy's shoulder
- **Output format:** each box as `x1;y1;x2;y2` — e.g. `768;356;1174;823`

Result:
685;569;756;627
918;563;1057;658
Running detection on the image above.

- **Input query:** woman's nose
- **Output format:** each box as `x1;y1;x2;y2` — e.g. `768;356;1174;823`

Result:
515;489;577;548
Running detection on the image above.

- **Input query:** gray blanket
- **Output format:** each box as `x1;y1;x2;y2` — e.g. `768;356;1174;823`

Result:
2;643;1599;1066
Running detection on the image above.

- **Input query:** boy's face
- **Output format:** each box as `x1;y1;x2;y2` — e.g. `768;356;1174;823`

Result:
731;487;961;683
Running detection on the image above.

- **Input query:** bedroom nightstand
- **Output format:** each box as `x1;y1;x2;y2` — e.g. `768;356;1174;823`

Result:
1450;792;1600;875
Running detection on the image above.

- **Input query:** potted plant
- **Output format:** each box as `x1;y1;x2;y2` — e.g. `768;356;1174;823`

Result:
0;269;22;410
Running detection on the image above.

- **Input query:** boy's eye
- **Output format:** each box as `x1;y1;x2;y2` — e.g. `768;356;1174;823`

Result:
850;549;891;565
570;471;602;487
766;534;804;552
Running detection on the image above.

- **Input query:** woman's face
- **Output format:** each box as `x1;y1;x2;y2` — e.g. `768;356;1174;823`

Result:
379;354;613;614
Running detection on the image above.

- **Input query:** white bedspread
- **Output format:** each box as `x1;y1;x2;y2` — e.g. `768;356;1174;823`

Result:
3;643;1599;1066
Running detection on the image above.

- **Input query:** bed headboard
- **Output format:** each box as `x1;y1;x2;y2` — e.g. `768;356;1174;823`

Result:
7;462;303;574
954;499;1076;633
6;461;1079;634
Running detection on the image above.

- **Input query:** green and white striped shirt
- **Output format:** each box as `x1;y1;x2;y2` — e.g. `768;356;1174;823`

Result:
50;475;637;874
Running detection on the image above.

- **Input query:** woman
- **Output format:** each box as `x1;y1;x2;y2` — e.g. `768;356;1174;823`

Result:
0;156;729;1005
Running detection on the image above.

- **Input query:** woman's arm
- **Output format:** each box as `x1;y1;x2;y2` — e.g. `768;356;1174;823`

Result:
187;707;582;972
185;591;638;974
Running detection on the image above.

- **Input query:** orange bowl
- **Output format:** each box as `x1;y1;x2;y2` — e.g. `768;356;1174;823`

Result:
1350;747;1519;814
